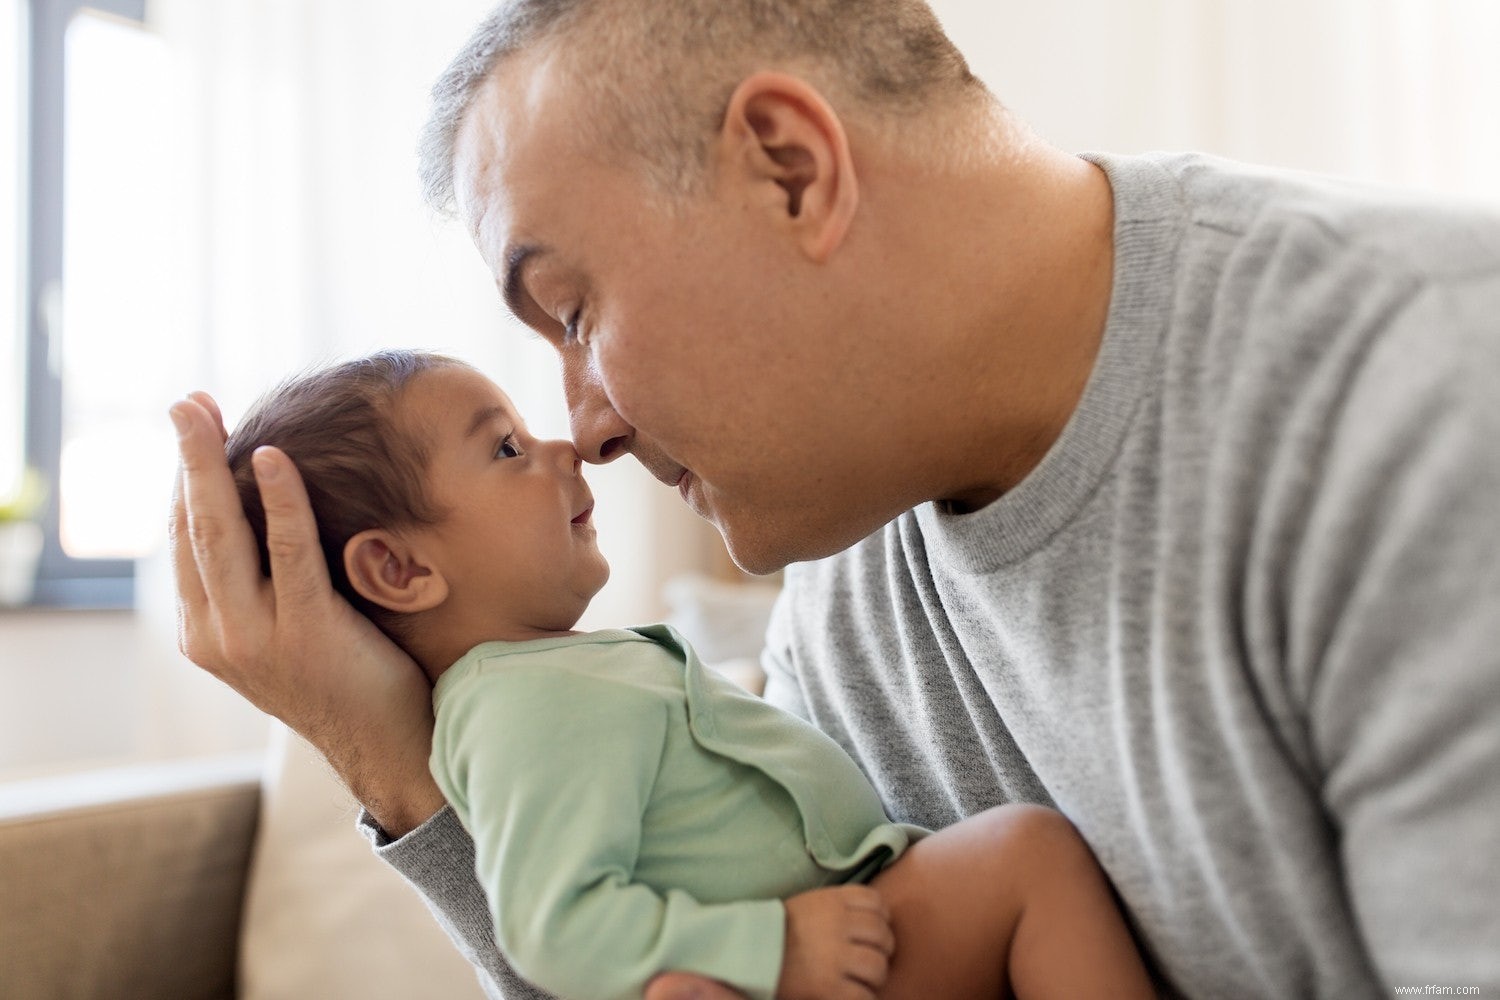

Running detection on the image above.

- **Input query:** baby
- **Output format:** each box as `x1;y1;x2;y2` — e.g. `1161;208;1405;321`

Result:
225;350;1153;1000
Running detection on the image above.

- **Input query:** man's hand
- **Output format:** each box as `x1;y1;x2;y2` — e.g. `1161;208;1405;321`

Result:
169;392;445;835
644;973;746;1000
777;885;895;1000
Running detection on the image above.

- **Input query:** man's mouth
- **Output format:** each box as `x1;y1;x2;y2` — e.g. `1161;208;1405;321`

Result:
571;503;594;525
641;454;695;506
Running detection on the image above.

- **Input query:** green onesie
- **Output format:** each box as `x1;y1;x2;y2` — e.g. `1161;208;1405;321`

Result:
429;624;921;1000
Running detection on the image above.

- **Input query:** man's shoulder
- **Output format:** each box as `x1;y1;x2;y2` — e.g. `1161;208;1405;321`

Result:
1145;151;1500;285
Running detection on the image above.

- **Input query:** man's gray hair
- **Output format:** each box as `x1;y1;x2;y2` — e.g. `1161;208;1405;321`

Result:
417;0;982;215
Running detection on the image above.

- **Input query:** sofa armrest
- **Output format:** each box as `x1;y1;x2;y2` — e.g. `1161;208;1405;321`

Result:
0;754;263;1000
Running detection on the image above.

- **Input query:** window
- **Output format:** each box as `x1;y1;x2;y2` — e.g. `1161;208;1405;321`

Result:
13;0;168;606
58;11;175;562
1;0;23;510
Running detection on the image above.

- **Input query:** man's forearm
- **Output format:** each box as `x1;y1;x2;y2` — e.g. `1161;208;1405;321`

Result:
335;742;448;838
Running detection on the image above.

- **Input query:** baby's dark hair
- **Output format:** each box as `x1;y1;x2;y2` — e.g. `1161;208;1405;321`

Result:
224;349;466;642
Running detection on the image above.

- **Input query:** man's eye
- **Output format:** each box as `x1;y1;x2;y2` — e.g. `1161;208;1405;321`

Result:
564;309;584;345
496;436;521;459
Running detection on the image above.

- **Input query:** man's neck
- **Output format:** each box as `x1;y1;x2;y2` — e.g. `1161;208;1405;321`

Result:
909;139;1116;512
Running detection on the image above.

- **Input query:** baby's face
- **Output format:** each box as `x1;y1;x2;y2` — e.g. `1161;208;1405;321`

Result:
399;365;609;637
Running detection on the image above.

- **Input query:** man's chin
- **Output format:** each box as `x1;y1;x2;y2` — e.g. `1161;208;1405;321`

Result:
715;517;813;578
720;503;895;575
703;511;770;576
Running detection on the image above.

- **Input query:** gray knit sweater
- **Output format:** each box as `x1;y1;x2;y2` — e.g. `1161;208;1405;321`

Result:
369;152;1500;999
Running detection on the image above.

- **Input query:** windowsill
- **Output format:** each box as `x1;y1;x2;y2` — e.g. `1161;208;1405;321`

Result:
2;575;135;612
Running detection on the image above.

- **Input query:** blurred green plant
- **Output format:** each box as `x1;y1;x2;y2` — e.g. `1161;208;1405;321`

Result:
0;467;46;523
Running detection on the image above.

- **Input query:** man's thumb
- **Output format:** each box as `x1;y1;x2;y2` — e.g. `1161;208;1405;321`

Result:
644;972;744;1000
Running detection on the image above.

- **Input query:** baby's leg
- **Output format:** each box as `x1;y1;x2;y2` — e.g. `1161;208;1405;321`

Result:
870;804;1154;1000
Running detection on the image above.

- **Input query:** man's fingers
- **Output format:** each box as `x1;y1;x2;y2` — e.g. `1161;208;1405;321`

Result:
643;972;746;1000
252;446;335;613
169;391;229;626
187;390;227;440
172;397;266;659
169;463;209;641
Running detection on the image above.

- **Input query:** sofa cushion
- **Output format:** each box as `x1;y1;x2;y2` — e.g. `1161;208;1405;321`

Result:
238;724;489;1000
0;756;262;1000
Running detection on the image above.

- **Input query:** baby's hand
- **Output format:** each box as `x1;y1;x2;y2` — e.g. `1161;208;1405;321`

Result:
776;884;894;1000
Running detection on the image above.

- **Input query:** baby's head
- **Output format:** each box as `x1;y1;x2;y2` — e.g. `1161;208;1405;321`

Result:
226;350;608;673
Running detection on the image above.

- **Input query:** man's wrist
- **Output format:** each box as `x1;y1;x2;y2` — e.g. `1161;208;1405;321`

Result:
352;771;447;839
318;734;446;839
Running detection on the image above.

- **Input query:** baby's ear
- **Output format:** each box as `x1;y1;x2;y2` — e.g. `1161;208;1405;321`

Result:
344;529;448;614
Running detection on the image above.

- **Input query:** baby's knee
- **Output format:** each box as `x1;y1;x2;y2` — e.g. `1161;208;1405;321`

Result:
972;804;1097;878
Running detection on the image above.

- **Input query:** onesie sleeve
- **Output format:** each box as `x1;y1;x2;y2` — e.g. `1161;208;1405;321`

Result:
1294;277;1500;993
431;667;786;1000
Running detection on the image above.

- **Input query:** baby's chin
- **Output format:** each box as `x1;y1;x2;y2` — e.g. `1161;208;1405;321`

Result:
588;557;611;595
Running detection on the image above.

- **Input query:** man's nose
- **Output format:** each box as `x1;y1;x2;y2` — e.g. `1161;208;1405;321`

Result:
563;358;632;464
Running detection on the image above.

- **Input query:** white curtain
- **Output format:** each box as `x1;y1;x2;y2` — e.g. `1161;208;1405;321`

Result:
934;0;1500;201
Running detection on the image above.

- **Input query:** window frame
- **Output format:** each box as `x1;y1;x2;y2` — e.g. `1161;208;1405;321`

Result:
23;0;146;607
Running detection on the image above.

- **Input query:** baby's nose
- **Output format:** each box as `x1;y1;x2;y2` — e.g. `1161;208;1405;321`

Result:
546;438;583;474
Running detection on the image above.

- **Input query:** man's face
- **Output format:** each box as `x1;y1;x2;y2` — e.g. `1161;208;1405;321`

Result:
451;50;897;574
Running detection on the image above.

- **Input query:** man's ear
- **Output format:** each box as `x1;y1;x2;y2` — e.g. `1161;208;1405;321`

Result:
344;529;448;614
716;71;859;262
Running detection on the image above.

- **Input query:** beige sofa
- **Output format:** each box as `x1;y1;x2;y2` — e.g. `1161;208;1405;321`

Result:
0;756;263;999
0;736;490;1000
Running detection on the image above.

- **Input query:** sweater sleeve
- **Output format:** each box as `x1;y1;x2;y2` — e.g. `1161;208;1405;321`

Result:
357;805;552;999
432;667;786;1000
760;584;811;723
1294;276;1500;993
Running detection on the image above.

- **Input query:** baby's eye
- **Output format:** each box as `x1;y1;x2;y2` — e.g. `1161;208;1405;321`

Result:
496;435;522;459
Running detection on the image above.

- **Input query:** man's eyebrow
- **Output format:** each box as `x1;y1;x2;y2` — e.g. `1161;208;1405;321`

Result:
465;405;508;440
501;243;543;321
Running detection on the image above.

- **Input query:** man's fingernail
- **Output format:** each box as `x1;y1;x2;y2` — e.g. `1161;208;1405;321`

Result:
252;448;280;480
169;404;190;438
